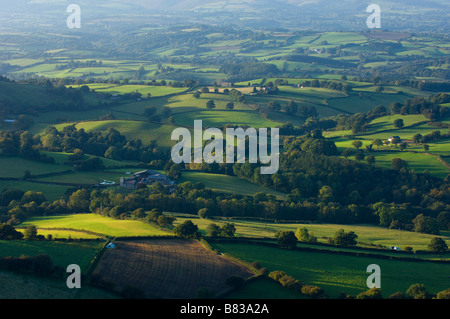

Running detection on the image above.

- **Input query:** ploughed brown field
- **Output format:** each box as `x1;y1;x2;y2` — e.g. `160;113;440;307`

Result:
92;239;255;298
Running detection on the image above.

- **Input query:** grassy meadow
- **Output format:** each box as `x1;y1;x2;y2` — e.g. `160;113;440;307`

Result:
212;242;450;298
19;214;171;238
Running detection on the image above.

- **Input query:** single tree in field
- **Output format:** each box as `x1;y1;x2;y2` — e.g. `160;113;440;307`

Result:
24;225;38;241
391;158;408;170
423;144;430;152
193;91;201;99
352;140;363;150
331;229;358;247
355;149;365;161
406;284;431;299
372;138;383;149
399;142;407;151
275;231;297;249
427;237;448;253
225;102;234;110
394;118;404;129
173;220;200;238
366;155;375;166
412;133;422;143
206;100;216;109
295;227;317;243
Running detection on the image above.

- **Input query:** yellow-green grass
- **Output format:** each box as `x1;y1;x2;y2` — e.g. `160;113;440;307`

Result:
40;151;138;167
278;86;348;99
172;110;279;128
367;151;449;179
311;32;368;45
0;239;103;272
173;216;449;251
211;242;450;298
364;114;428;134
48;120;178;149
179;171;286;200
70;84;187;97
327;91;414;114
360;123;449;141
19;214;172;238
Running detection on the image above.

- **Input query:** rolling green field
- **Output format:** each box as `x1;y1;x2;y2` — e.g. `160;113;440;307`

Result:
179;171;286;199
172;215;450;251
19;214;171;238
68;84;187;97
212;242;450;298
48;120;178;149
173;110;278;128
0;157;70;178
0;270;118;299
0;240;103;272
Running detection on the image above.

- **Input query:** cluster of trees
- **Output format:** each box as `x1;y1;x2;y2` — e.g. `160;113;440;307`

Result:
54;60;103;70
389;93;450;120
275;228;358;249
38;125;166;164
0;254;61;278
219;62;279;82
268;270;326;299
265;100;318;118
343;284;450;300
297;79;352;93
0;130;55;164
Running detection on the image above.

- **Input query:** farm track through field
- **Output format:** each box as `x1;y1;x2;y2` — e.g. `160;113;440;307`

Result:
92;239;255;298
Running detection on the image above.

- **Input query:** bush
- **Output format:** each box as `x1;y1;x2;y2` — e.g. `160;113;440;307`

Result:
279;275;298;289
258;267;268;276
355;288;383;299
268;270;287;282
436;288;450;299
406;284;431;299
301;285;325;299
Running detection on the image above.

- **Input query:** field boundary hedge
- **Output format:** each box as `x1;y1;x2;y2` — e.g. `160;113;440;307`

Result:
208;238;450;264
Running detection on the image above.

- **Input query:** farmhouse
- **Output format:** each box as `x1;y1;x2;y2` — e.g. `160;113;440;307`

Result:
388;136;402;144
120;169;174;190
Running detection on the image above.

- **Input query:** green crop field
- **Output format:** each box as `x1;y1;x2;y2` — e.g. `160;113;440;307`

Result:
172;216;449;251
0;240;103;272
0;270;118;299
0;180;71;202
211;242;450;298
225;277;309;299
0;157;70;178
173;110;278;128
69;84;187;97
48;120;178;149
179;171;286;199
19;214;172;238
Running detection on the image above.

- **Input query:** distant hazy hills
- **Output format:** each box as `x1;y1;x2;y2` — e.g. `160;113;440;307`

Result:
1;0;448;32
